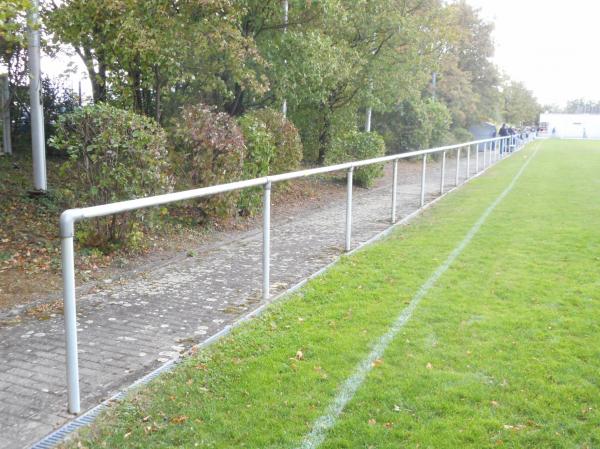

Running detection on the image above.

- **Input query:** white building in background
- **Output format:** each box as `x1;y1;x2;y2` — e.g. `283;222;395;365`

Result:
539;113;600;139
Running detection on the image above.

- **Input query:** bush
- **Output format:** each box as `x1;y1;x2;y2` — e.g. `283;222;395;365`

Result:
325;130;386;188
173;104;246;219
452;127;475;144
376;98;451;153
291;106;358;164
237;113;276;214
251;108;303;174
50;104;172;248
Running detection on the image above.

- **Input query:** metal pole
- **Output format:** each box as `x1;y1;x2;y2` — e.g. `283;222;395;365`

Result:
365;107;372;132
282;0;288;117
482;143;487;170
62;235;80;414
440;151;446;194
345;167;353;252
28;0;47;191
263;181;271;300
466;145;471;179
455;147;461;186
0;73;11;155
494;141;498;162
420;154;427;207
391;160;398;223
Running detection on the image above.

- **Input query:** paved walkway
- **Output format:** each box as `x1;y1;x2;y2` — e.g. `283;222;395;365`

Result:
0;155;477;448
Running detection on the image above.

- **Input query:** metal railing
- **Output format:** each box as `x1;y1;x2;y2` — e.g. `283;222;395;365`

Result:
59;134;531;414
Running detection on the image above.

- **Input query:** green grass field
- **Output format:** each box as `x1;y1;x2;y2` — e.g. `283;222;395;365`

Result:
65;139;600;449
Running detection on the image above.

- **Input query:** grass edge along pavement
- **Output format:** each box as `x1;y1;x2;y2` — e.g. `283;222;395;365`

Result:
61;140;600;448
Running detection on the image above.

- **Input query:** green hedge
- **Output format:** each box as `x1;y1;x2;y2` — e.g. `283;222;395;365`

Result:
51;104;172;248
326;130;386;188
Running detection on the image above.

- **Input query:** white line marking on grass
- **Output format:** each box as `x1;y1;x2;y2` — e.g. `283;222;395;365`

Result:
297;143;541;449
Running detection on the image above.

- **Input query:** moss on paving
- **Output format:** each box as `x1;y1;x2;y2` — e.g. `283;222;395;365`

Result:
64;140;600;448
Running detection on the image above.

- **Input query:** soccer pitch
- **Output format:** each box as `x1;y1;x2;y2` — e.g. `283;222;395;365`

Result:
63;139;600;449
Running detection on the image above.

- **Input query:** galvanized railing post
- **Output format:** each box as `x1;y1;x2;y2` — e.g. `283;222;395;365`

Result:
484;142;488;168
420;154;427;207
61;234;80;414
440;151;446;195
391;160;398;223
345;167;353;252
455;147;461;186
262;181;271;300
466;145;471;179
475;144;479;173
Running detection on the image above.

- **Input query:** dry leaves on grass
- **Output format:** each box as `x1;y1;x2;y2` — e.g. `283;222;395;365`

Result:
372;358;384;368
170;415;189;424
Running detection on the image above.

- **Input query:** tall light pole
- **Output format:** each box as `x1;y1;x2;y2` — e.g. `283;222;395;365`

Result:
365;34;377;133
0;71;11;155
28;0;47;192
282;0;289;118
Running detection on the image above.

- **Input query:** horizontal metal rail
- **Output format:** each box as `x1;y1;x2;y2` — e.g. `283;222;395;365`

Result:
59;134;532;414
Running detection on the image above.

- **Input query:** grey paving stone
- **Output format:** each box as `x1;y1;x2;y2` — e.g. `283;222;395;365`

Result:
0;156;482;448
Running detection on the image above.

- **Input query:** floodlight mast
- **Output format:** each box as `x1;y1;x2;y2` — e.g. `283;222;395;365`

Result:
282;0;289;117
0;71;11;155
365;34;377;133
28;0;47;192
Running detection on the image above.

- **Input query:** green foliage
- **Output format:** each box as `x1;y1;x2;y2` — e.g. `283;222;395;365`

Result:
326;131;386;188
45;0;267;119
377;98;451;153
0;0;30;59
502;81;541;126
237;113;277;214
437;1;502;126
39;0;541;226
251;108;303;174
173;104;246;219
451;127;475;144
50;104;172;248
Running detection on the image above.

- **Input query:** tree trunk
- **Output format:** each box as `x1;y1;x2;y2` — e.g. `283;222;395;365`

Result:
131;65;143;113
80;47;107;103
226;83;245;116
317;102;332;165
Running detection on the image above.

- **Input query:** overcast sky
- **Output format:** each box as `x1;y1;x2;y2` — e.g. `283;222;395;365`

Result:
467;0;600;107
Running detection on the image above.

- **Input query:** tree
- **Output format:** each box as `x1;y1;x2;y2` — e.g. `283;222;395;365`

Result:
565;99;600;114
502;81;541;126
0;0;31;155
435;1;501;127
45;0;267;123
